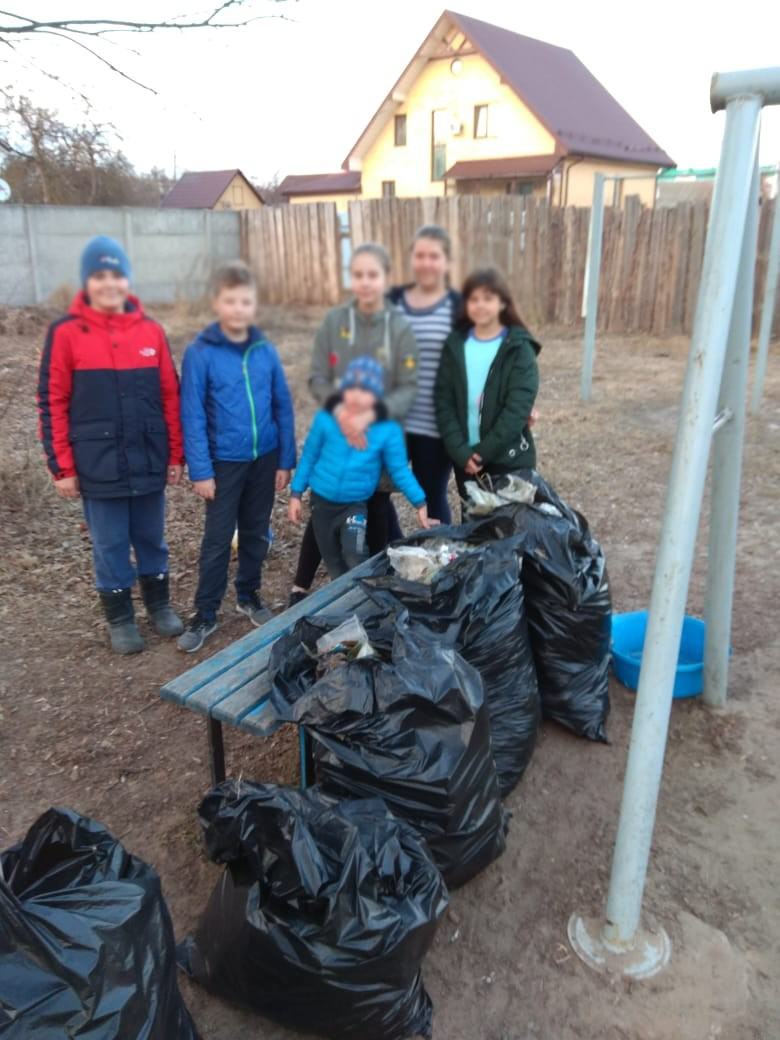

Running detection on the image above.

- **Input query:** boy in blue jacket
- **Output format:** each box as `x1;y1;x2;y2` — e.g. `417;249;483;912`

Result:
179;261;296;652
288;357;432;578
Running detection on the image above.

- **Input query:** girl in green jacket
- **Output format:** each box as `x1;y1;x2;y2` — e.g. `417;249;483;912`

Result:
434;268;541;506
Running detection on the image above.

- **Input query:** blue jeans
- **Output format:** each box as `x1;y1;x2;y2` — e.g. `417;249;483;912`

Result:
407;433;453;525
82;490;168;590
195;453;277;620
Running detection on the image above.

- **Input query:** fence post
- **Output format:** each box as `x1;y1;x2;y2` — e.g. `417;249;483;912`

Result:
123;207;134;263
568;89;763;979
203;209;214;290
751;181;780;413
703;158;760;707
581;173;605;401
24;206;42;304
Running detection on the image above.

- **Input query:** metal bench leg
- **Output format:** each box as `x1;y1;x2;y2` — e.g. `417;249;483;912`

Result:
207;717;226;787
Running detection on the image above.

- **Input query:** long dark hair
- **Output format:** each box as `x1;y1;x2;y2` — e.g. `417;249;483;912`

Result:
457;267;527;331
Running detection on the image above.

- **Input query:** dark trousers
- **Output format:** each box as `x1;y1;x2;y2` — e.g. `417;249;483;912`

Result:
407;433;453;525
310;493;369;579
293;490;401;589
195;453;277;620
82;490;168;590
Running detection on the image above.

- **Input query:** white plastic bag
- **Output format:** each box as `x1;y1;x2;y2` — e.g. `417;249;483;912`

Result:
463;475;537;515
387;541;470;583
315;616;375;659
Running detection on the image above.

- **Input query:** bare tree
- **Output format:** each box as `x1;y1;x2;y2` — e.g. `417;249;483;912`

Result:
0;91;173;205
0;2;292;92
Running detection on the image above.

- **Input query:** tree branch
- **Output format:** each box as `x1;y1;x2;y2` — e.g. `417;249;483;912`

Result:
32;30;157;93
0;2;290;37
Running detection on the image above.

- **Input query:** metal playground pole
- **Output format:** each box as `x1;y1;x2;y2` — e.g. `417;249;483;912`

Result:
569;65;780;979
581;173;605;402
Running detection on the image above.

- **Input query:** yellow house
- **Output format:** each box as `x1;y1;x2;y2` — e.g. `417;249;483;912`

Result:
162;169;264;210
283;11;674;207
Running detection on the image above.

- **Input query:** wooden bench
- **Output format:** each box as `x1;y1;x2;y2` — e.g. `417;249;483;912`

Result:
160;559;377;788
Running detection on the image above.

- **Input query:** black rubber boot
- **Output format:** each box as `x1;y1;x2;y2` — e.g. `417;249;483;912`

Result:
139;573;184;637
98;588;145;655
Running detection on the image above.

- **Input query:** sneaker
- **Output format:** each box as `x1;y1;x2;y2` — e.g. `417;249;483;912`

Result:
177;613;217;653
236;593;273;627
288;589;309;608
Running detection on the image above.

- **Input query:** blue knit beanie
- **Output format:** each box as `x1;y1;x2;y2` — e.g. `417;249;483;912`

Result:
80;235;132;285
341;356;385;398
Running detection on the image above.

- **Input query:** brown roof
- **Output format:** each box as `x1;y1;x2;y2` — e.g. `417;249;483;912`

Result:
445;154;562;180
279;172;362;197
450;12;674;167
161;169;263;208
343;11;674;170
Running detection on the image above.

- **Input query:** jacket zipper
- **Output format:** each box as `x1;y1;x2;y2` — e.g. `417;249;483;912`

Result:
242;341;262;457
477;332;508;440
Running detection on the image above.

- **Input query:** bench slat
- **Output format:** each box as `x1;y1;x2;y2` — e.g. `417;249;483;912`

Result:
240;698;283;737
160;560;377;705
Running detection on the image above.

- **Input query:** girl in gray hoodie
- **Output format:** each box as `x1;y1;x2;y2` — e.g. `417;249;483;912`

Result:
289;243;419;604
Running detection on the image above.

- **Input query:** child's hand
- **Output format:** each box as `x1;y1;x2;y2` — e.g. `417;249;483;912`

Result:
417;505;439;530
529;406;539;429
192;478;216;500
54;475;80;499
275;469;291;491
288;497;302;525
167;465;183;485
464;453;483;476
335;406;372;450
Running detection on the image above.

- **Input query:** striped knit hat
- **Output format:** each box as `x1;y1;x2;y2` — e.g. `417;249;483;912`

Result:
341;356;385;398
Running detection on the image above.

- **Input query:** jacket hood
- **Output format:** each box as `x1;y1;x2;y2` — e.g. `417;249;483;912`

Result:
69;290;146;328
506;325;542;356
197;321;265;348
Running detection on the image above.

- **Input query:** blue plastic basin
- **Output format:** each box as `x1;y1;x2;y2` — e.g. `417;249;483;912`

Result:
611;611;712;699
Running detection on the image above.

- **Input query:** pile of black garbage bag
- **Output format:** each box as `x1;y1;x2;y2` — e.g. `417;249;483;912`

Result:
3;470;611;1040
0;808;199;1040
470;470;612;743
269;611;507;887
361;522;540;796
179;780;449;1040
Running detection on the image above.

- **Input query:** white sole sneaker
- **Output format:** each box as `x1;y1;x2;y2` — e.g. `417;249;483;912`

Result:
177;620;218;653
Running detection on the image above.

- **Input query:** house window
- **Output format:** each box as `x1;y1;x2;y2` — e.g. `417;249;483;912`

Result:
431;109;448;182
382;180;396;198
474;104;492;139
507;180;534;196
394;114;407;147
232;182;244;205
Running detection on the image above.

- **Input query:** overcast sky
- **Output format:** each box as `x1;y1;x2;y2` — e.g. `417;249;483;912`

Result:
5;0;780;184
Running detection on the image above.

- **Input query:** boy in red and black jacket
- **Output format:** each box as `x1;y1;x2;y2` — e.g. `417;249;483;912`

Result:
37;235;185;654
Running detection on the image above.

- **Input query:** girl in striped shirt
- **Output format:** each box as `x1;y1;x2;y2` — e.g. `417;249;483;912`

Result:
388;225;460;523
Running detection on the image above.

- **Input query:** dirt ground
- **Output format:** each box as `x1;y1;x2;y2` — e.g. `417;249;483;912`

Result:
0;300;778;1040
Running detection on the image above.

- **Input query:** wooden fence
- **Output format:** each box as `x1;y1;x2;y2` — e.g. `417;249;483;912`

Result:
243;196;780;337
242;203;342;307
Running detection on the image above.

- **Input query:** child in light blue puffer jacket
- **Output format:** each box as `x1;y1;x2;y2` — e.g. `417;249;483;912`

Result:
289;357;433;578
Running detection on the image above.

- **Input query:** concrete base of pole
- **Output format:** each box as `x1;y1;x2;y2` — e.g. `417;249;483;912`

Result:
567;914;671;980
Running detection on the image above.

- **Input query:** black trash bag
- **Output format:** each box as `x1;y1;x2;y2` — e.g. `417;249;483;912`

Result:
0;808;199;1040
469;469;612;742
269;616;507;887
359;523;540;796
179;780;448;1040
